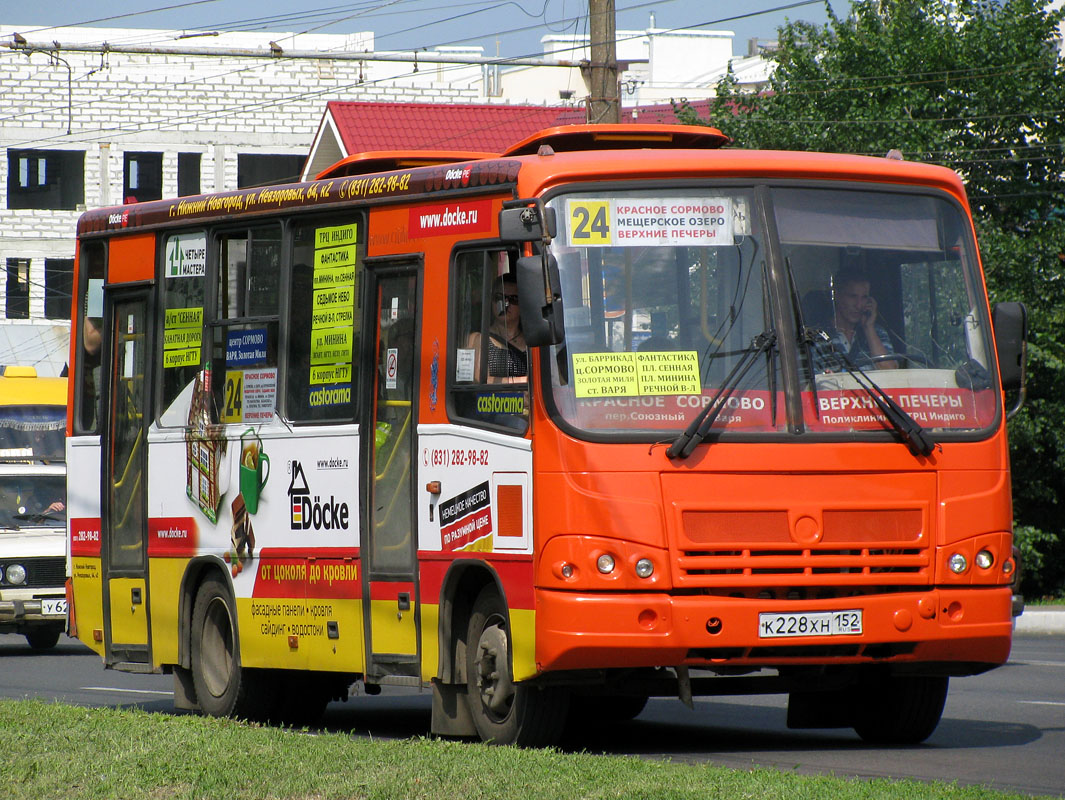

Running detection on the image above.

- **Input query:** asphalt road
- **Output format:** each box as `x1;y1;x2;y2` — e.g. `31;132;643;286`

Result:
1;633;1062;797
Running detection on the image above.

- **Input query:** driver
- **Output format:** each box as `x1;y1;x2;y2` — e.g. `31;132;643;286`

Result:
828;267;897;370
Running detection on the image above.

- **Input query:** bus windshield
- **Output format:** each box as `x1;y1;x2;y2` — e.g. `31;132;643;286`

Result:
545;185;997;438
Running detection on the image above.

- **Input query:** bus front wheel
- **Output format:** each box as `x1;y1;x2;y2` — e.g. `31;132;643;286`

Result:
852;675;949;744
464;586;568;746
190;575;269;720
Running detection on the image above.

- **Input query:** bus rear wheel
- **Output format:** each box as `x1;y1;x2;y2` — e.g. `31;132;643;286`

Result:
190;575;269;721
852;675;949;744
464;586;568;746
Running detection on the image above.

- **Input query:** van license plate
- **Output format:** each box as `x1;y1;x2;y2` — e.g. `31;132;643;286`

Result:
40;598;68;617
758;610;862;638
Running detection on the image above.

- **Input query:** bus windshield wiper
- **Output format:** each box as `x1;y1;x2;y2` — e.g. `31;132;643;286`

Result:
666;331;776;460
808;329;934;457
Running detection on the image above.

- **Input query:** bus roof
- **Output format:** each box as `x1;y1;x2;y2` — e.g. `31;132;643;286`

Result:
315;150;498;180
76;125;970;237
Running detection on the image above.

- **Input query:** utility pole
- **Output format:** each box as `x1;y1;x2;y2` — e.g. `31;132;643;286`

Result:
584;0;619;124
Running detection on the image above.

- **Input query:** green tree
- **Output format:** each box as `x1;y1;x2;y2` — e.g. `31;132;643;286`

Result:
685;0;1065;595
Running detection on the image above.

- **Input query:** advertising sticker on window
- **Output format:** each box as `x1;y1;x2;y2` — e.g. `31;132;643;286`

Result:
165;233;207;277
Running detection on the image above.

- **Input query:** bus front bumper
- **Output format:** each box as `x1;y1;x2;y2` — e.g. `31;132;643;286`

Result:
535;587;1013;674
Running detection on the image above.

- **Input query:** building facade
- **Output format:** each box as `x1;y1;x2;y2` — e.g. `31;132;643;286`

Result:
1;21;749;375
0;24;488;375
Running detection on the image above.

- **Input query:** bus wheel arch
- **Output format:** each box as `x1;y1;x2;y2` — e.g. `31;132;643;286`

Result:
437;560;504;686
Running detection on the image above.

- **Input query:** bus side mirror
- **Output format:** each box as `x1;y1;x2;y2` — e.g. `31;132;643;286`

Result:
499;204;557;242
992;301;1027;417
516;253;565;347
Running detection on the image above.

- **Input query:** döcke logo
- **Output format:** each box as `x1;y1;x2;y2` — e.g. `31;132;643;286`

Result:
288;460;350;531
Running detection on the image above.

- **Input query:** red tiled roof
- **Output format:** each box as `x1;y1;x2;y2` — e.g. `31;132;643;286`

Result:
323;100;710;155
326;101;587;153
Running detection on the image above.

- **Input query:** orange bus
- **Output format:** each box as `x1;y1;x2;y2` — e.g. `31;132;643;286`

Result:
66;124;1027;745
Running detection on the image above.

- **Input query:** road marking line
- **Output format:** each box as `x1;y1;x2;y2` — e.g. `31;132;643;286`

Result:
82;686;173;696
1018;701;1065;707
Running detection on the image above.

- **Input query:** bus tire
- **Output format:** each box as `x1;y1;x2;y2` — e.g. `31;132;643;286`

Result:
852;675;949;745
568;692;648;727
269;671;332;729
190;575;269;721
464;586;568;746
25;626;61;650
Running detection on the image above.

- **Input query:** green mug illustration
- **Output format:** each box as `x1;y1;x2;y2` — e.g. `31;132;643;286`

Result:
239;428;270;514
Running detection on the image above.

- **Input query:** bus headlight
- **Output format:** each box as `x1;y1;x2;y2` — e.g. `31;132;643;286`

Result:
975;549;994;570
5;563;27;585
596;554;616;574
634;558;654;578
948;553;969;574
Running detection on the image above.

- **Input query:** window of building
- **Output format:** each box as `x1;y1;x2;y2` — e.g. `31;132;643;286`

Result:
237;154;306;189
44;258;74;319
449;249;528;433
123;152;163;203
6;149;85;210
178;152;201;197
285;215;363;423
5;258;30;320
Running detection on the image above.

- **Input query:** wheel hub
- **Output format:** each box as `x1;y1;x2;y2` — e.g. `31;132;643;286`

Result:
474;623;513;718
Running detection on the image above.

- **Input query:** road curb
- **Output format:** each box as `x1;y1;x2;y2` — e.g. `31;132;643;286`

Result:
1014;607;1065;635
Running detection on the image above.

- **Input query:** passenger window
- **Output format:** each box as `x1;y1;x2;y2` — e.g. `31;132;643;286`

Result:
208;227;281;425
158;231;208;427
285;216;362;423
73;240;105;434
449;249;528;433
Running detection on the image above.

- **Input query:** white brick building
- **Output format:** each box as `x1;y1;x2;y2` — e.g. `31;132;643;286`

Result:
0;24;488;375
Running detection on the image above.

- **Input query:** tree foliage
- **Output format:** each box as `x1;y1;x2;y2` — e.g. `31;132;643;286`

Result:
682;0;1065;595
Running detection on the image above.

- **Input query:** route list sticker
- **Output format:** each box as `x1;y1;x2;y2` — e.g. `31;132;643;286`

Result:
572;351;700;398
162;306;203;369
566;197;735;247
309;223;357;407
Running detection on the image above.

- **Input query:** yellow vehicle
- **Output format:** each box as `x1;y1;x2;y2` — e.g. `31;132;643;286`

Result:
0;367;68;650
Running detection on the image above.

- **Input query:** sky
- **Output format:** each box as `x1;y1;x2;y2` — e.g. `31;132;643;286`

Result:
9;1;845;60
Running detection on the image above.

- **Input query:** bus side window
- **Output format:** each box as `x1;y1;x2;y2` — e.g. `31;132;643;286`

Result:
284;217;362;424
74;241;106;434
158;231;208;427
209;227;282;425
449;249;528;433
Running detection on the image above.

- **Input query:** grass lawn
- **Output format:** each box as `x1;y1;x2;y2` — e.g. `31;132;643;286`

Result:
0;699;1054;800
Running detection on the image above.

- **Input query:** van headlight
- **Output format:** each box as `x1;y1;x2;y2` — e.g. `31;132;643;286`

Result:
5;563;27;585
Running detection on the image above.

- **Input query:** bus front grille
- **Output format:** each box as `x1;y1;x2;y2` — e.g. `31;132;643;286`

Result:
677;508;930;588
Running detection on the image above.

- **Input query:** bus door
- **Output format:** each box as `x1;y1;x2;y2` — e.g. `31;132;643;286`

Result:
361;264;420;681
101;288;153;668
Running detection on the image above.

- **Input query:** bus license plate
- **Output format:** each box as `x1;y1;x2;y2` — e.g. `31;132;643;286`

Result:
758;610;862;638
40;598;68;617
